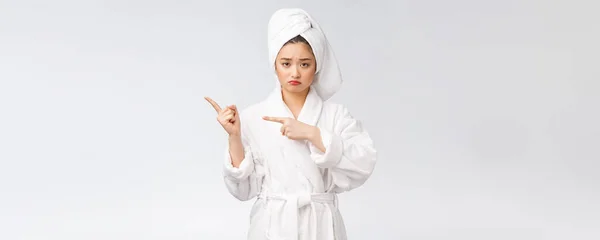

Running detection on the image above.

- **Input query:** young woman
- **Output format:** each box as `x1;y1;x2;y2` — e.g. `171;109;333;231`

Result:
205;8;377;240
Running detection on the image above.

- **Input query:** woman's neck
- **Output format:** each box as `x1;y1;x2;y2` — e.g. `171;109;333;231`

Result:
281;88;309;119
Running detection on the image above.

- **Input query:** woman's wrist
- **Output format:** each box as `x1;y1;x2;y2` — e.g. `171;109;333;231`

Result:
309;126;326;152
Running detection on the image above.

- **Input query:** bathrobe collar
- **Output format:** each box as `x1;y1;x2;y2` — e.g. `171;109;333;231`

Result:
265;83;323;127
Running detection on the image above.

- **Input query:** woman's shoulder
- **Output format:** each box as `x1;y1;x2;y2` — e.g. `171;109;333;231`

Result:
322;100;352;118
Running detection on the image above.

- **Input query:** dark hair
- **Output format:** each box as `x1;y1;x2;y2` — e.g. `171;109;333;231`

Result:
284;35;313;51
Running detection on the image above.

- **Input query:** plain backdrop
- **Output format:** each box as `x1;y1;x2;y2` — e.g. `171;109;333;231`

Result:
1;0;599;239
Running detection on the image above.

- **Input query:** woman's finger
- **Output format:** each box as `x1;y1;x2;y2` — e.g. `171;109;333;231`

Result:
220;108;233;117
280;125;287;135
232;107;239;119
222;113;234;122
204;97;222;113
282;127;287;136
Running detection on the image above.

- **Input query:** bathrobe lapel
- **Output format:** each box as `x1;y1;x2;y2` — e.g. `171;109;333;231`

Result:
263;85;326;193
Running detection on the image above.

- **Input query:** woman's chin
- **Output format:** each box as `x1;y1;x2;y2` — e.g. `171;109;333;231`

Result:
282;85;309;94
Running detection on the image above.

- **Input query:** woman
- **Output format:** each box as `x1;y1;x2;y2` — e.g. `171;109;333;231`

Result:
205;8;377;240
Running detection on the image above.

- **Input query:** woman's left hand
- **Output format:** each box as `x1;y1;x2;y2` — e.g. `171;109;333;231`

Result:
263;116;326;152
262;116;319;141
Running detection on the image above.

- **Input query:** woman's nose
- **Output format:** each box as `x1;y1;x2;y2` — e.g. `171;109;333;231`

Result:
291;66;300;78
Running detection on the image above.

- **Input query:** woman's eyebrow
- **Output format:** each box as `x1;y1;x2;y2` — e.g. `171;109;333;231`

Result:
279;57;313;61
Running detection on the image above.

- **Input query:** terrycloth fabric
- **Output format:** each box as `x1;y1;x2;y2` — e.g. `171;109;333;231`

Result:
222;84;378;239
267;8;343;101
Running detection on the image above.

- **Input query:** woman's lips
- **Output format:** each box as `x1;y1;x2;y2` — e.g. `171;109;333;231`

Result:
288;80;301;85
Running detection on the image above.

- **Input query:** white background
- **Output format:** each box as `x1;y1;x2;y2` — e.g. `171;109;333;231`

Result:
1;0;599;239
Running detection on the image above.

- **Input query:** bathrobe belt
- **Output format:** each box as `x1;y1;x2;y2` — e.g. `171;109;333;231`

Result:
259;191;337;240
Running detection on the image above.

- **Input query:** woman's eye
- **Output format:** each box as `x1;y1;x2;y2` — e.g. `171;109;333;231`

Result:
301;63;309;67
282;62;290;67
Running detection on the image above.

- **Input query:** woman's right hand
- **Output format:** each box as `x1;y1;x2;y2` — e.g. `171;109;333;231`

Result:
204;96;241;136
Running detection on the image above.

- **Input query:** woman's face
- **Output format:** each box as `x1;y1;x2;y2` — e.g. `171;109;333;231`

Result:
274;42;316;95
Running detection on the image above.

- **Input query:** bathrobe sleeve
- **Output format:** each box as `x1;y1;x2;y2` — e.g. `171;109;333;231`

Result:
308;105;377;193
222;117;263;201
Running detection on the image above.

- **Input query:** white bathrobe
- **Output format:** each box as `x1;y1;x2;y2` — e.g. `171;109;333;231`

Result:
222;8;377;240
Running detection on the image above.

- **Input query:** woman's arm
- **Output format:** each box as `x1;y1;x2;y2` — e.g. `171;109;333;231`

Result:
308;105;377;193
228;134;245;168
222;118;263;201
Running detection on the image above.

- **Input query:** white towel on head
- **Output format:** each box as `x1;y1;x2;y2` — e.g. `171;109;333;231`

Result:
267;8;343;101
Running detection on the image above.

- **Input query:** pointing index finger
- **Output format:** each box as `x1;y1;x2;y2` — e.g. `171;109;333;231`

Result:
262;116;285;123
204;97;222;113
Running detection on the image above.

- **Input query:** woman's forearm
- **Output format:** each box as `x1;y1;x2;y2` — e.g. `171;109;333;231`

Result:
309;127;326;152
228;134;245;168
